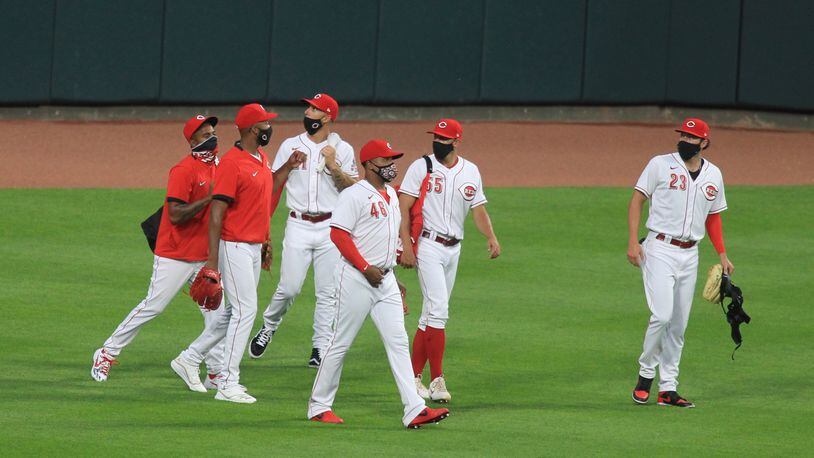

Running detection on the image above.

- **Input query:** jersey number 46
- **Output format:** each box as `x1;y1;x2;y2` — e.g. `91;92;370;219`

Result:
370;202;389;219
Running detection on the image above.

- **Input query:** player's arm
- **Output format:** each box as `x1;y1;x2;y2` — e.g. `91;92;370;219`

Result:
204;199;228;270
471;205;500;259
330;226;384;287
322;145;356;191
627;190;648;267
706;213;734;274
397;193;418;268
167;197;212;225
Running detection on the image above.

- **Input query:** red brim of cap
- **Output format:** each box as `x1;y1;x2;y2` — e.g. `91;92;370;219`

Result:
362;150;403;162
427;129;456;139
675;128;704;138
185;116;218;140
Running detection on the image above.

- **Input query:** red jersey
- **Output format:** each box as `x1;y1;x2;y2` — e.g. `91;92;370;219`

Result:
154;155;215;262
212;144;273;243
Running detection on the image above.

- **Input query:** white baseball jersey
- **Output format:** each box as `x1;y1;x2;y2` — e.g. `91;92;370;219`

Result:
635;152;727;242
399;155;487;240
272;133;358;214
330;180;401;270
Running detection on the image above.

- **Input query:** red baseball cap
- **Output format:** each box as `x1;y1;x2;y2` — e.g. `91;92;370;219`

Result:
427;118;462;139
235;103;278;129
183;115;218;142
359;139;404;163
675;118;710;140
302;93;339;121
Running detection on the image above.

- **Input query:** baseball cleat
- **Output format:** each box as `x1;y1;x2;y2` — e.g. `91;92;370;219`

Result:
249;326;274;359
215;384;256;404
90;348;118;382
171;357;207;393
407;407;450;429
310;410;344;424
203;373;223;391
632;375;654;404
429;376;451;403
415;377;430;400
308;348;322;368
657;391;695;408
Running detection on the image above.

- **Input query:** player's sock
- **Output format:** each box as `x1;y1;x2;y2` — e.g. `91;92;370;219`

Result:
425;326;446;380
411;328;428;377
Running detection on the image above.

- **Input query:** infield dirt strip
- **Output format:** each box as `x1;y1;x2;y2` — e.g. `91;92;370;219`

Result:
1;120;812;187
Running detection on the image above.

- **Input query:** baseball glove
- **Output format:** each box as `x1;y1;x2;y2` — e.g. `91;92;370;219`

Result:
261;239;272;271
190;267;223;311
702;264;724;303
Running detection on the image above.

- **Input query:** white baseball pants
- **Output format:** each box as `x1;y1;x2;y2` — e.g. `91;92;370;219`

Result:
102;255;224;373
415;238;461;330
638;232;699;391
308;263;426;427
179;241;261;390
261;218;339;350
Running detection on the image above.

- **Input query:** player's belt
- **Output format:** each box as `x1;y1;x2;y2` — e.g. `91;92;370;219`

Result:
656;233;697;249
290;211;332;223
421;230;460;247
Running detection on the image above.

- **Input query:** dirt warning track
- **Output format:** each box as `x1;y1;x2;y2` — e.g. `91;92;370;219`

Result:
1;120;812;188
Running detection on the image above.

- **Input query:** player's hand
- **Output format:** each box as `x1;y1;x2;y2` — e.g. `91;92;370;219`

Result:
398;282;408;315
627;242;645;267
487;237;501;259
398;248;417;268
204;259;218;272
286;150;306;170
321;145;337;169
363;265;385;288
720;253;734;275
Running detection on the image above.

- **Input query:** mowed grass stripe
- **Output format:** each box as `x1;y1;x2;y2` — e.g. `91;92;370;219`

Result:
0;187;811;456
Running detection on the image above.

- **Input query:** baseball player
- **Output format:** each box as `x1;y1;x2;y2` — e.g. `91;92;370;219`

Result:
171;103;283;404
309;139;449;429
398;119;501;402
249;93;358;368
91;115;224;387
627;118;734;408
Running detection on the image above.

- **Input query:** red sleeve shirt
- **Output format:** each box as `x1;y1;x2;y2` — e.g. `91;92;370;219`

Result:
155;155;214;261
212;146;274;243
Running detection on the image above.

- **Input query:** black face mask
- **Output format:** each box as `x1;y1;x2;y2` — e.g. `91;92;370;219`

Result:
256;126;272;146
677;141;701;161
371;163;398;182
433;141;454;161
304;116;323;136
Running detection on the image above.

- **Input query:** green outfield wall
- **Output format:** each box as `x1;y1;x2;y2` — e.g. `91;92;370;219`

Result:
1;0;811;111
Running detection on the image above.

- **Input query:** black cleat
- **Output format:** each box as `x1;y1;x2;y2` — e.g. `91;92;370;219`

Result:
249;326;274;359
308;347;322;368
657;391;695;408
632;375;654;404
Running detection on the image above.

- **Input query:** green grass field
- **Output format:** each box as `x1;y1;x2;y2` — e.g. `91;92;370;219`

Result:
1;187;811;456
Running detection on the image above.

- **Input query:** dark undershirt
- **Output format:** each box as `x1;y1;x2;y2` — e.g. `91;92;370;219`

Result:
689;159;704;181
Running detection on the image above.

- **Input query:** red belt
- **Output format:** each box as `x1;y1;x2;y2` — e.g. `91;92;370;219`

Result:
421;230;460;247
290;211;332;223
656;233;697;249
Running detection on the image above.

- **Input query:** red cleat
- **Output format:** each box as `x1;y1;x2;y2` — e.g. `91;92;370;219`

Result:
311;410;344;424
407;407;450;429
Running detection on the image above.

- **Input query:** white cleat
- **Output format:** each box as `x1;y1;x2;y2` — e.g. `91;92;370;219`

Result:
215;384;256;404
91;348;118;382
203;373;224;391
415;377;431;400
171;357;207;393
429;376;451;403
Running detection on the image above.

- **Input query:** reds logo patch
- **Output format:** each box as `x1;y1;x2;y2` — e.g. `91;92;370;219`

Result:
459;182;477;201
703;182;719;201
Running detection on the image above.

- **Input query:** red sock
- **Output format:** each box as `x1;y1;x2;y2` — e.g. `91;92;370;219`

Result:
425;326;446;380
411;328;428;377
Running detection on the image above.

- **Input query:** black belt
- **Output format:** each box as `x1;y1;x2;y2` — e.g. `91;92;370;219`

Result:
656;233;697;249
421;230;460;247
290;211;332;223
